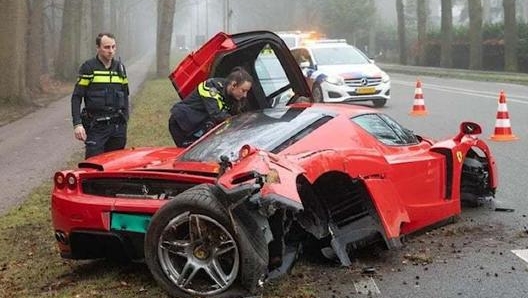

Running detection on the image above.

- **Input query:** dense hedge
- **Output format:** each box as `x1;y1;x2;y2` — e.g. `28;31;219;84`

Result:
421;23;528;72
371;22;528;72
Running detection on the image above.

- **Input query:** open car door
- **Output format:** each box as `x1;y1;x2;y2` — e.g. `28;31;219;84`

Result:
169;33;236;100
169;31;312;109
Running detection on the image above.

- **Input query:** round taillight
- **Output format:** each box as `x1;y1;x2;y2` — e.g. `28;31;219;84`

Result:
65;173;77;190
54;172;65;189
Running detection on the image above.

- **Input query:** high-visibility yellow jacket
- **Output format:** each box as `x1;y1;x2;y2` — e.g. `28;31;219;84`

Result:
169;78;232;134
71;56;129;126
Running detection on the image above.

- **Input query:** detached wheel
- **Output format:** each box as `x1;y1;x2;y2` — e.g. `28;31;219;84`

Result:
372;99;387;107
312;83;324;103
145;185;251;298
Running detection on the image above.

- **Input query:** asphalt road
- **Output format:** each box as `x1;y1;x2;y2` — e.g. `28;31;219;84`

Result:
329;73;528;298
0;53;154;215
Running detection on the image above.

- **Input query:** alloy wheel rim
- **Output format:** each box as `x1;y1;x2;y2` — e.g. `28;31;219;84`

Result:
157;212;239;296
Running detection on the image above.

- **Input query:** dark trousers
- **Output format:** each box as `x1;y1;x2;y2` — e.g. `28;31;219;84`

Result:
84;122;127;159
168;114;197;148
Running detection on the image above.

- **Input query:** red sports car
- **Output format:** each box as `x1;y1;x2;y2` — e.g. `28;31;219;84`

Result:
51;31;498;298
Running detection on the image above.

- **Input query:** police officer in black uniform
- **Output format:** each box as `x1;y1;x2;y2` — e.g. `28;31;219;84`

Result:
168;67;253;147
71;32;129;159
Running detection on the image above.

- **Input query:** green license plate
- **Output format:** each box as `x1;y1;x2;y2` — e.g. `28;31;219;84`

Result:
110;213;151;233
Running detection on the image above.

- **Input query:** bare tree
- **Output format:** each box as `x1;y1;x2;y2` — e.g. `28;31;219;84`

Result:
56;0;83;80
27;0;45;94
80;1;94;62
503;0;518;72
520;1;528;22
91;0;105;36
110;0;118;33
396;0;407;64
468;0;483;70
0;0;29;103
440;0;453;68
482;0;491;22
157;0;176;77
416;0;428;65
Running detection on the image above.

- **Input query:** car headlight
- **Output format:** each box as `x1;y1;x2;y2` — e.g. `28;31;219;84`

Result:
324;75;344;86
381;71;390;83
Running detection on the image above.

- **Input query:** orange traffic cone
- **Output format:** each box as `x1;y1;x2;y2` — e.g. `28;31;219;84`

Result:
409;79;428;116
490;90;518;141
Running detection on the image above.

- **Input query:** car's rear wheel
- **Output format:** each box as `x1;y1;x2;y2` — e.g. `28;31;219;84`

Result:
372;99;387;107
144;185;254;298
312;83;324;103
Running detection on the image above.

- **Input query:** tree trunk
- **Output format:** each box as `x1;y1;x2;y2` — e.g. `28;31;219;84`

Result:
56;0;83;80
416;0;427;66
481;0;491;23
0;0;29;103
521;1;528;22
110;0;118;33
43;0;61;74
503;0;518;72
91;0;105;37
468;0;483;70
157;0;176;77
396;0;407;65
27;0;45;94
80;0;93;62
440;0;453;68
116;0;129;59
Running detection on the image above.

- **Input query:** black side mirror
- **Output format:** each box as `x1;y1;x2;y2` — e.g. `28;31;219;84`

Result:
461;122;482;135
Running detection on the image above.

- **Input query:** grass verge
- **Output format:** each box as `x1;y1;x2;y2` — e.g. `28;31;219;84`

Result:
0;77;177;298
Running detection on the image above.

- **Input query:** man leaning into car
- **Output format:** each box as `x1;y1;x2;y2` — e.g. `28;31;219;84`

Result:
168;67;253;147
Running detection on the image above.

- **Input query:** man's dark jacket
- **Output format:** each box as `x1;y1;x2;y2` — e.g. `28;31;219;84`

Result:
170;78;232;134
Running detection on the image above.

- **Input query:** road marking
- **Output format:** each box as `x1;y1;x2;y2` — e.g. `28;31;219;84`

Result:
354;277;381;294
511;249;528;263
392;79;528;104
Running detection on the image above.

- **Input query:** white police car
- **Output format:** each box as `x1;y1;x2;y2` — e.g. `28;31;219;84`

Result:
291;39;390;107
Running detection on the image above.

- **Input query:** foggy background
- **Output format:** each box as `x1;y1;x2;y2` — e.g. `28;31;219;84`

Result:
1;0;527;105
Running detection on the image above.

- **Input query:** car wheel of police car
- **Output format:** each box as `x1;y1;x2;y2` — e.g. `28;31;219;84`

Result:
312;83;324;103
373;98;387;108
144;184;265;298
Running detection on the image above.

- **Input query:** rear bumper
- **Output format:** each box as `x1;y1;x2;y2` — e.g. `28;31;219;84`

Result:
51;192;160;260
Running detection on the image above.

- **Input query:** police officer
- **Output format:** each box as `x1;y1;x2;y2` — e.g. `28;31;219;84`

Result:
71;32;129;159
168;67;253;147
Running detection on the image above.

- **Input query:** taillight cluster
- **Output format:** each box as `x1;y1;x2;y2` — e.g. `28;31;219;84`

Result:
54;172;78;190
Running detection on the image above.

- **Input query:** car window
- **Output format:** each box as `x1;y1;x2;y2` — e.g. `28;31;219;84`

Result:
378;114;419;144
351;113;417;146
180;108;327;162
254;45;292;107
312;46;369;65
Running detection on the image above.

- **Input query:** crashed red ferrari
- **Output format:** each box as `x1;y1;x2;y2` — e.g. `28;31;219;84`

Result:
51;31;498;297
